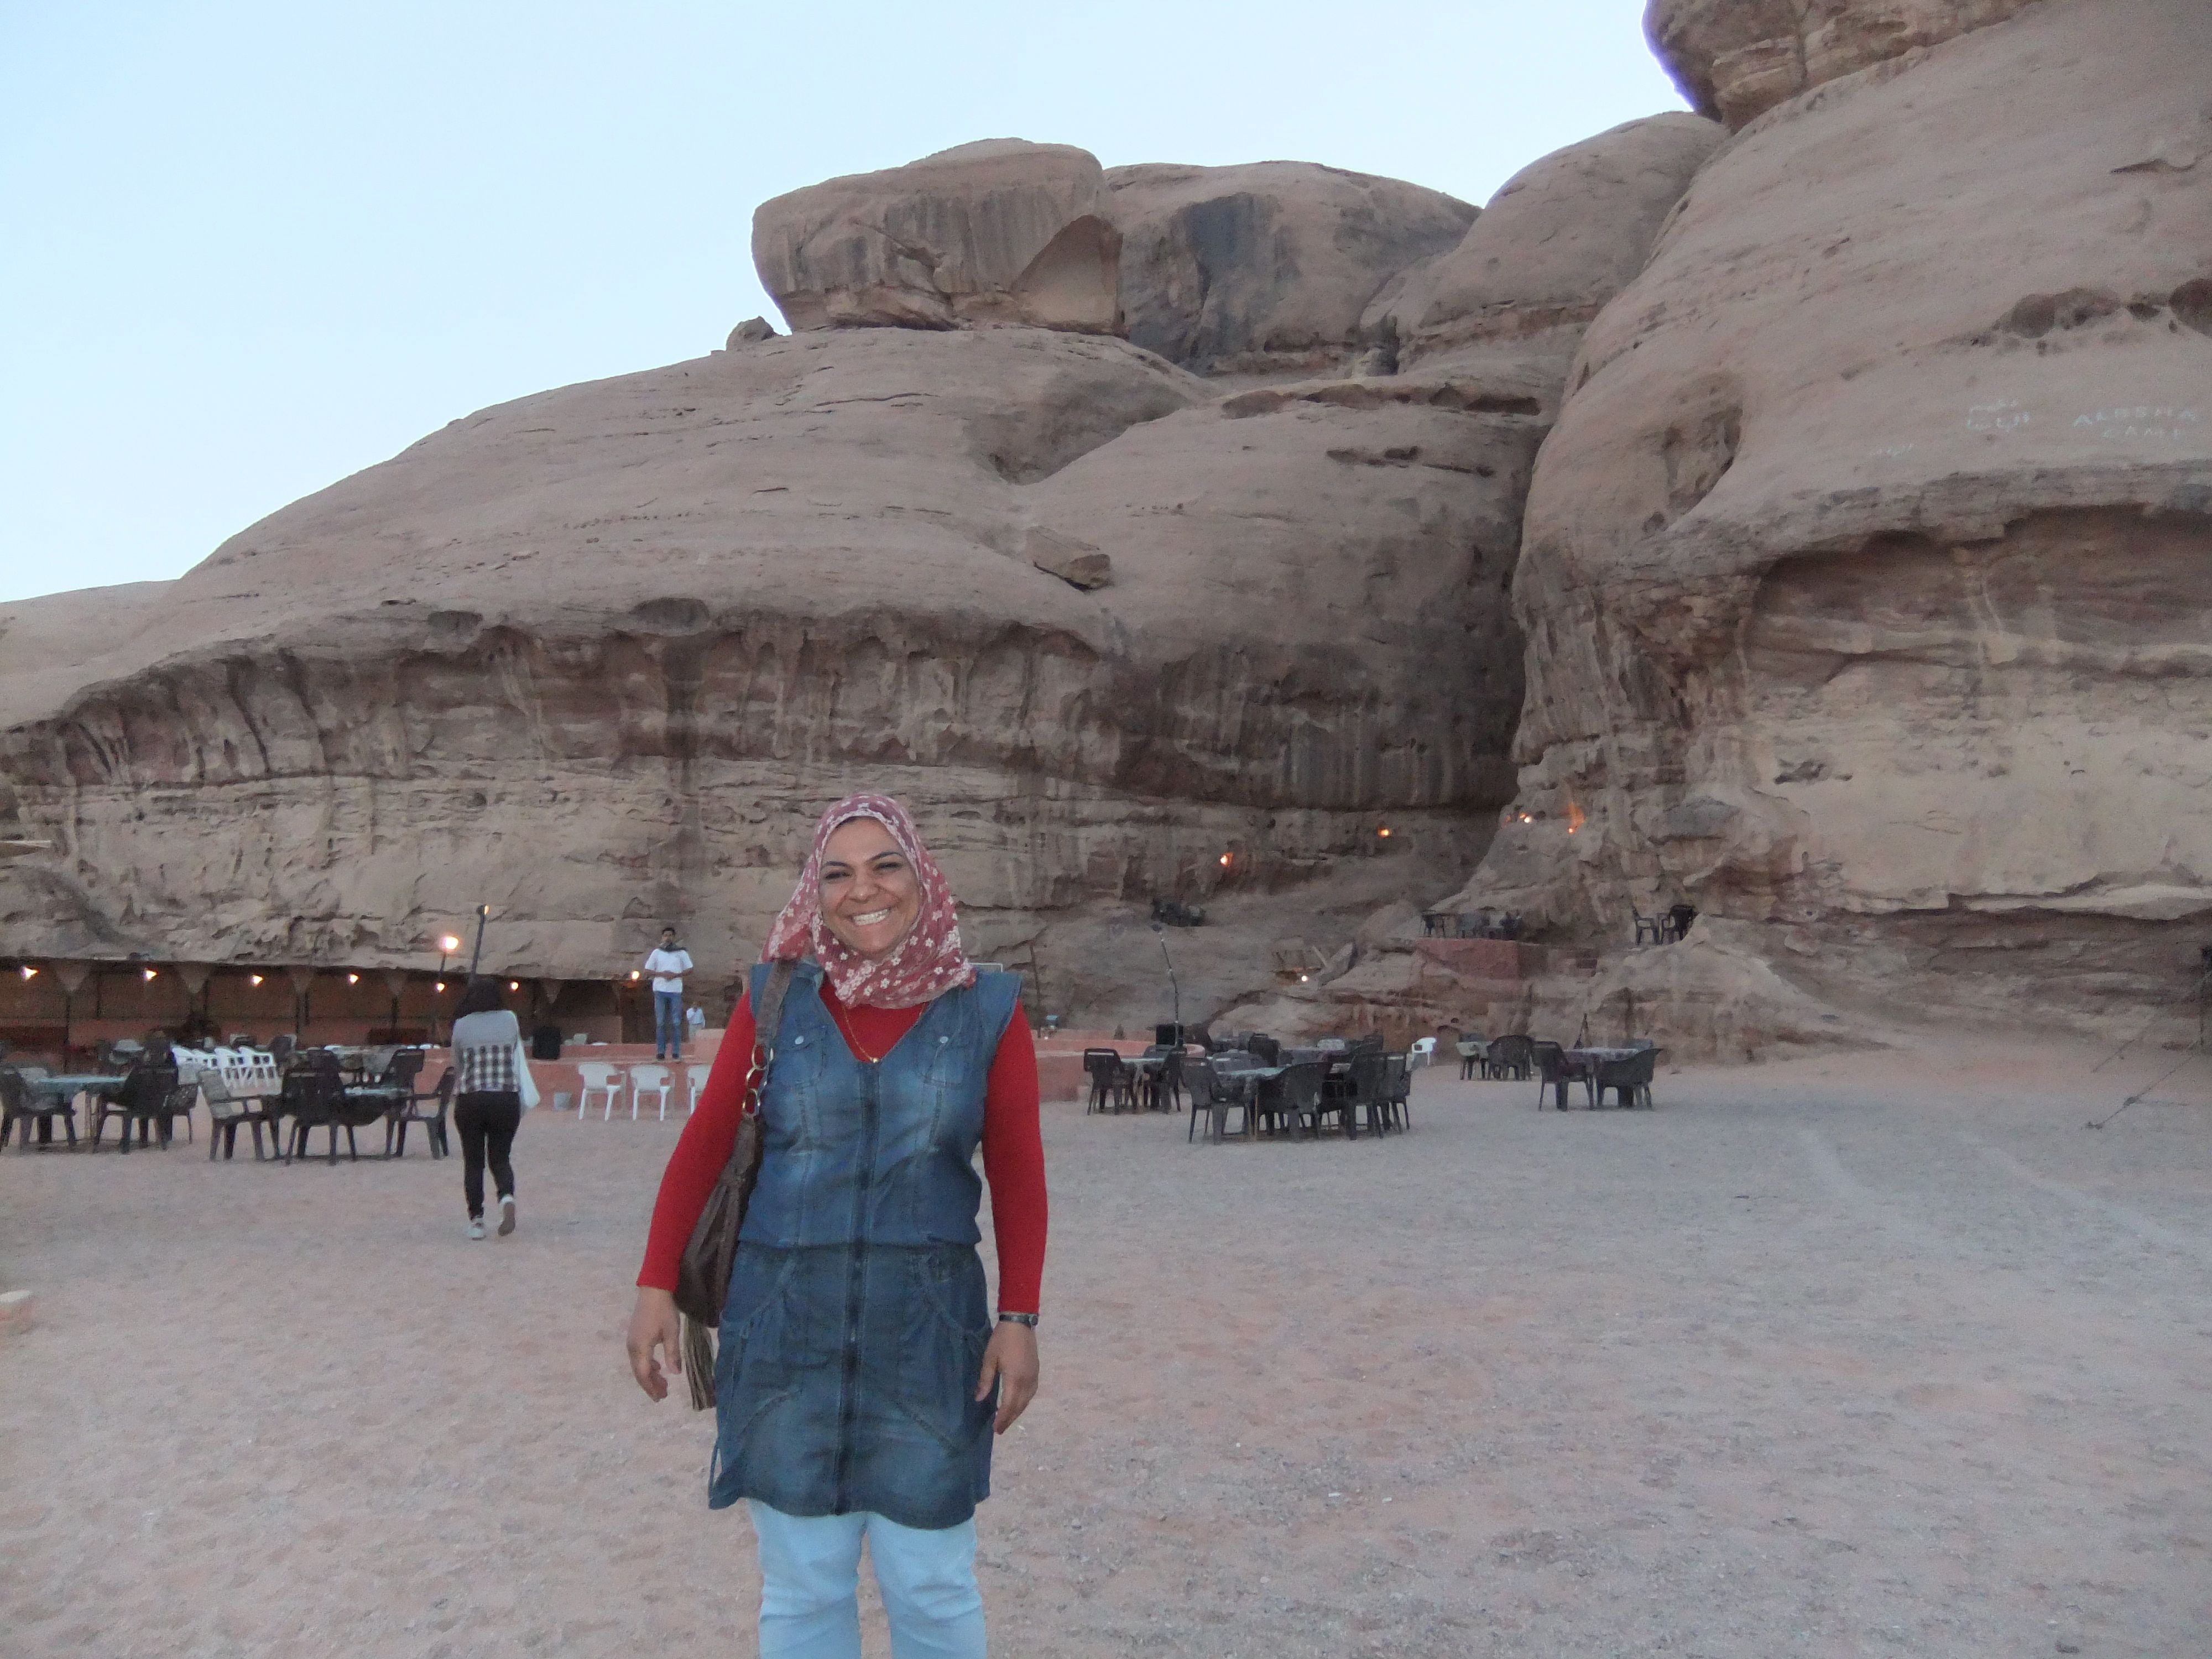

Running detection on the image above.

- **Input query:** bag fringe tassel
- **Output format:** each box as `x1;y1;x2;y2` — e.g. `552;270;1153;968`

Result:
682;1312;716;1412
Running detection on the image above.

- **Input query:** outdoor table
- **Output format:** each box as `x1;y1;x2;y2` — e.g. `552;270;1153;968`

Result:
30;1074;128;1148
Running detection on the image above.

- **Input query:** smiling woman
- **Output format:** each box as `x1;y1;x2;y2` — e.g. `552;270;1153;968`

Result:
625;791;1046;1659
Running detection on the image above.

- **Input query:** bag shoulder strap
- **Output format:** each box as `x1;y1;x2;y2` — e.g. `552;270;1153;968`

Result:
739;961;797;1121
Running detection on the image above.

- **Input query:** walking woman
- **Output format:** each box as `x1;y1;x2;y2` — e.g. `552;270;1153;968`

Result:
448;977;535;1239
626;792;1047;1658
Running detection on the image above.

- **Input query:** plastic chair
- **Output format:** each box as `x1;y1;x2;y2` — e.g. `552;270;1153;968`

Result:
686;1063;713;1114
577;1061;625;1120
1531;1041;1580;1110
1483;1034;1534;1081
1408;1036;1437;1070
629;1064;674;1121
1591;1047;1663;1109
1455;1039;1485;1080
201;1069;274;1160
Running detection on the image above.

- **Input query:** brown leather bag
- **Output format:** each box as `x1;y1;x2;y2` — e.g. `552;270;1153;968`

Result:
675;959;794;1410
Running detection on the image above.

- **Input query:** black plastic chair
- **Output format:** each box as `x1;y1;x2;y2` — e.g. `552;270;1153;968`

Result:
1;1067;77;1151
90;1062;178;1152
1381;1053;1412;1131
1266;1062;1326;1140
1147;1047;1185;1113
1344;1050;1391;1136
1531;1041;1582;1110
388;1067;453;1157
1591;1047;1662;1109
281;1051;351;1163
1484;1034;1533;1081
1248;1034;1281;1066
1186;1058;1249;1143
1082;1049;1136;1114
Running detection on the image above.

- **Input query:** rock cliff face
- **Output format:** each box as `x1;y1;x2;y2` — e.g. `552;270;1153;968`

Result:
1645;0;2042;127
753;139;1122;334
1457;0;2212;1033
1106;162;1476;376
0;321;1541;1016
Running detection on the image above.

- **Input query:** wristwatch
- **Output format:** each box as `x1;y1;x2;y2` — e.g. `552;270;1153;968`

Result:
997;1311;1040;1327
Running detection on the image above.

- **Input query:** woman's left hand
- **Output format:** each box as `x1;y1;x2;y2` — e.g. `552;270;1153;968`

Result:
975;1321;1039;1434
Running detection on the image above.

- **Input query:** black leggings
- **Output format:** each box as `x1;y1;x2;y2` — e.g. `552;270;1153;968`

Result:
455;1091;521;1218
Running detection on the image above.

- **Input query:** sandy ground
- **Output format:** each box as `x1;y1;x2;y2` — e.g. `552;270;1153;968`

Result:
3;1035;2210;1658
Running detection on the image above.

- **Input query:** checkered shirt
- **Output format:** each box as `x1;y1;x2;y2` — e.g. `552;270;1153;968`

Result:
453;1038;518;1095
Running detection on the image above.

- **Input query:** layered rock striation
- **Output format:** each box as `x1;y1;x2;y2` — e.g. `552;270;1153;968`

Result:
0;320;1542;1016
1457;0;2212;1031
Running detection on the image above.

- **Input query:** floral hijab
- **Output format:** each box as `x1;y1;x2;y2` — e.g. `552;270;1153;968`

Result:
761;792;975;1009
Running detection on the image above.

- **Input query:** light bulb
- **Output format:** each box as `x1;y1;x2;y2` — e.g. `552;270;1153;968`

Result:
18;964;34;980
346;973;359;985
439;935;461;953
249;974;264;987
508;980;520;992
1218;853;1232;867
435;981;446;993
142;967;156;981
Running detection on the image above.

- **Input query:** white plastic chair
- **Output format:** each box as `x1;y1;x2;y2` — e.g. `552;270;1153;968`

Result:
577;1061;625;1120
1408;1036;1438;1070
686;1064;713;1114
629;1064;673;1121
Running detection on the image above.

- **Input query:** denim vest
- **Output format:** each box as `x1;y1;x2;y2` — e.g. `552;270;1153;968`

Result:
738;962;1021;1250
711;963;1022;1528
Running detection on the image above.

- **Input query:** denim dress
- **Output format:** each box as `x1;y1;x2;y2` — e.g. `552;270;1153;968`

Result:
709;962;1023;1531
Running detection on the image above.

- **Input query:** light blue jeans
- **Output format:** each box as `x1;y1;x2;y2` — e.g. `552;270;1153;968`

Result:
747;1500;986;1659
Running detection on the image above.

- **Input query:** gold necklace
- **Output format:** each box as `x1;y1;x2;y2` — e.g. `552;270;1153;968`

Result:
833;1004;882;1064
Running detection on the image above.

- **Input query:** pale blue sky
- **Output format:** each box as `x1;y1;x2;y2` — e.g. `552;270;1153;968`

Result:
0;2;1684;604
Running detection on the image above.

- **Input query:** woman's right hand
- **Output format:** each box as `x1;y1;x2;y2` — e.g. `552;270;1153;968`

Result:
626;1286;683;1401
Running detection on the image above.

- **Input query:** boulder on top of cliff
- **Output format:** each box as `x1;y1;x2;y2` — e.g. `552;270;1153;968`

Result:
1462;0;2212;1034
1370;113;1724;371
1106;161;1476;376
1646;0;2042;128
752;139;1122;334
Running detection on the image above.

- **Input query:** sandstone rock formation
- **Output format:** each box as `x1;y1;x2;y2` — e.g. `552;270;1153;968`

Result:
1455;0;2212;1033
0;317;1541;1019
753;139;1121;334
1645;0;2042;127
1107;162;1475;375
1370;114;1724;368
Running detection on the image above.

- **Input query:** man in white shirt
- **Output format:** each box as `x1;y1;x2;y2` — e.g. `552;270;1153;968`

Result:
643;927;695;1060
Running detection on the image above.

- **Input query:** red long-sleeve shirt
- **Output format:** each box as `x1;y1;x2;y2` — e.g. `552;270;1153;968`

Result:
637;984;1047;1313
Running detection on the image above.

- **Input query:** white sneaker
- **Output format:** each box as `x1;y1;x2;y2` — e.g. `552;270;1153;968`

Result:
467;1218;487;1240
498;1194;517;1237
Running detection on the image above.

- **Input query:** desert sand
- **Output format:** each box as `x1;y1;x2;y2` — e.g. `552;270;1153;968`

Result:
4;1040;2210;1657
